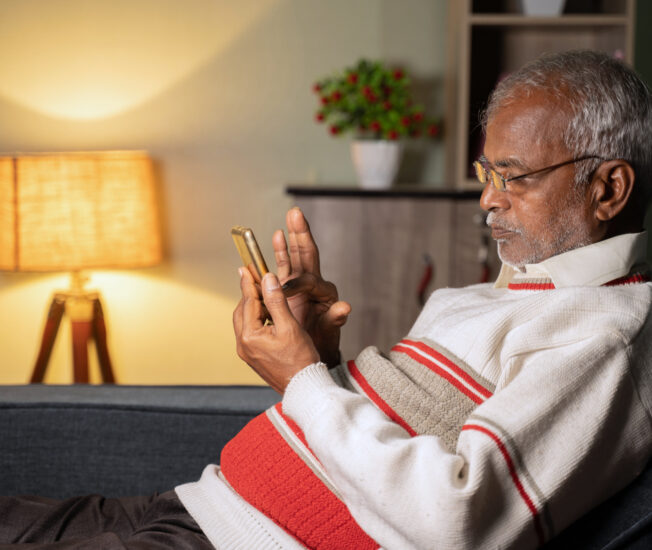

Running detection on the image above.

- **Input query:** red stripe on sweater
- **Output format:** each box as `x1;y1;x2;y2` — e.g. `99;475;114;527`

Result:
604;273;650;286
274;402;312;451
221;411;379;549
508;282;556;291
347;360;417;437
392;345;487;405
462;424;546;545
399;339;493;399
508;273;649;291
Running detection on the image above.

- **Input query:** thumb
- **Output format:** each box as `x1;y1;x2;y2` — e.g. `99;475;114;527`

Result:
262;272;295;327
326;300;352;327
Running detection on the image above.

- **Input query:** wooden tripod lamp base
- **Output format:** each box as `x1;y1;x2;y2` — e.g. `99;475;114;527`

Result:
30;273;116;384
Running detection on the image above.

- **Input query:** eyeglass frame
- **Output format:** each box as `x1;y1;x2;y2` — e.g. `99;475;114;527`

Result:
473;155;605;192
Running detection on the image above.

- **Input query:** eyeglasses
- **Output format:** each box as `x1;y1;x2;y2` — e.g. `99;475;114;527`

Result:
473;155;604;192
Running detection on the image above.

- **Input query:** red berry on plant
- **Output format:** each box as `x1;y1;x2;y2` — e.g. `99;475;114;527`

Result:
387;130;399;140
330;125;340;135
383;101;392;110
401;116;411;127
331;90;342;102
393;69;404;80
370;121;382;132
428;124;440;137
315;112;325;122
312;83;321;93
321;96;330;105
347;73;358;84
363;87;378;102
412;111;424;122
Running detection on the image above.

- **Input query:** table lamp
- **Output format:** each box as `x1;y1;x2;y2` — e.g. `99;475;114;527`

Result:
0;151;162;384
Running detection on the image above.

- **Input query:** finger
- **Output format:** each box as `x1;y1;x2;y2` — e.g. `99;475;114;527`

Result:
233;296;244;337
324;300;352;327
240;266;260;299
240;267;265;330
281;274;339;304
286;209;304;276
261;272;296;329
288;207;321;276
272;229;292;280
281;273;316;297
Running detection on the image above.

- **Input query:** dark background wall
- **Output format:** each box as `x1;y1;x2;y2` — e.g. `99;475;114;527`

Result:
635;0;652;257
635;0;652;85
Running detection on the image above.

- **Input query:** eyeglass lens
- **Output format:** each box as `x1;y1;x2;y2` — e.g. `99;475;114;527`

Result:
473;161;486;184
473;161;503;190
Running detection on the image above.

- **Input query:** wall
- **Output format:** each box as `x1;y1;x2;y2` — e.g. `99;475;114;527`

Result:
635;0;652;259
0;0;447;384
635;0;652;84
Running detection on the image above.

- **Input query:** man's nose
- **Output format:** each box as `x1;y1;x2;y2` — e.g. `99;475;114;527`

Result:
479;182;510;212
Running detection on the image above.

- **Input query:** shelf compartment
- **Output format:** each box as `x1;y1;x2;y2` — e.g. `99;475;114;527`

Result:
469;14;629;26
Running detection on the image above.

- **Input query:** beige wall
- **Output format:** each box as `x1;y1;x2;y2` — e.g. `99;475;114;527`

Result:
0;0;447;384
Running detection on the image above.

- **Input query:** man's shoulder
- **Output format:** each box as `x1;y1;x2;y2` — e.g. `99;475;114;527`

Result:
421;280;652;350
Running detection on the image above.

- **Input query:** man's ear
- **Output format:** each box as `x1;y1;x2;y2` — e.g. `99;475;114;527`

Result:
591;160;635;222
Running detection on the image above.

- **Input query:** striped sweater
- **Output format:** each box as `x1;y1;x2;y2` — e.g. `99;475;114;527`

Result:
177;232;652;549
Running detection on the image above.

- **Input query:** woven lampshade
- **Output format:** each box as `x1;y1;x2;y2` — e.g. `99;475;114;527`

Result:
0;151;162;271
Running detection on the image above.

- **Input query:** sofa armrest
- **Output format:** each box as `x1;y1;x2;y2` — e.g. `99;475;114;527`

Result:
0;384;278;499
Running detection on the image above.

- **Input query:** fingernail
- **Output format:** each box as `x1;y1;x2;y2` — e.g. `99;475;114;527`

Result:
264;273;279;291
281;279;297;290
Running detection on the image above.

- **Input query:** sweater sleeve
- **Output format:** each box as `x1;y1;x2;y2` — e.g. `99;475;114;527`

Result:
282;332;651;549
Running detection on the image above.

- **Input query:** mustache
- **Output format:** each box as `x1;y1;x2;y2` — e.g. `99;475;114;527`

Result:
486;212;522;234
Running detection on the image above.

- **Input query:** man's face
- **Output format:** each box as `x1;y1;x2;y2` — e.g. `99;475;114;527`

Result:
480;90;598;269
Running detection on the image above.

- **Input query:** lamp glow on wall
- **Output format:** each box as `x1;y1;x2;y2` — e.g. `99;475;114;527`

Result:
0;151;162;384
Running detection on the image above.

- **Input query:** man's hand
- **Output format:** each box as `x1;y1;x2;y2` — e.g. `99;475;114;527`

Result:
272;208;351;367
233;268;319;394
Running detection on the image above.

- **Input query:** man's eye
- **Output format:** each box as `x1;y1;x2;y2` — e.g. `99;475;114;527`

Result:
504;177;530;193
513;174;538;184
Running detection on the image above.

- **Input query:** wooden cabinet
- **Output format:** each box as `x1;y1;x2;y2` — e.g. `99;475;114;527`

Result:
287;187;500;361
445;0;636;188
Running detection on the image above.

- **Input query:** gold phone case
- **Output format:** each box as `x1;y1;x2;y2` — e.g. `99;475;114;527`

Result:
231;226;269;283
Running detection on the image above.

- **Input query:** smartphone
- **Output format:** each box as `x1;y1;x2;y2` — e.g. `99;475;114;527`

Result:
231;226;269;284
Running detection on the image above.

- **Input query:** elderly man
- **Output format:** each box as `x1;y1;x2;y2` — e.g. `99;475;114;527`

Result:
211;49;652;549
1;50;651;549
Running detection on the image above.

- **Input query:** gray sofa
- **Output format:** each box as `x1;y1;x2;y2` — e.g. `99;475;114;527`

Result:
0;384;650;549
0;384;279;498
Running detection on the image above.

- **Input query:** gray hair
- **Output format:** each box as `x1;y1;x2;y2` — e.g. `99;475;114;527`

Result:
481;50;652;203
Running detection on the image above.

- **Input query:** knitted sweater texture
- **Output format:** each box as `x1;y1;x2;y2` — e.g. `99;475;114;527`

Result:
177;233;652;549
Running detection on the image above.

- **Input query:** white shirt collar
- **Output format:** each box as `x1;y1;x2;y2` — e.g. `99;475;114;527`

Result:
494;232;649;289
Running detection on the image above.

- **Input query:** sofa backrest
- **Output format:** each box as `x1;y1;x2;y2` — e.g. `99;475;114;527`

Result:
0;384;279;498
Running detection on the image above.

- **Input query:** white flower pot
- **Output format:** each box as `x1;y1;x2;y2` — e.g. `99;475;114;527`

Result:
521;0;566;16
350;140;403;189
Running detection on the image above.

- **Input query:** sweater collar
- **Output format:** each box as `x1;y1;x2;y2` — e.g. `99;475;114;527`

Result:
494;232;649;289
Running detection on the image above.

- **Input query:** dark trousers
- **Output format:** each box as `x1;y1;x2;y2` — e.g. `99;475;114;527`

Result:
0;491;213;549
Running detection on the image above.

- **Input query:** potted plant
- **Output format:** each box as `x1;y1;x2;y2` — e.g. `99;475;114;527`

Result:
313;59;440;188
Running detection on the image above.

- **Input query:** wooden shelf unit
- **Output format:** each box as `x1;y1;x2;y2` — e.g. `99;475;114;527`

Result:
445;0;635;189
